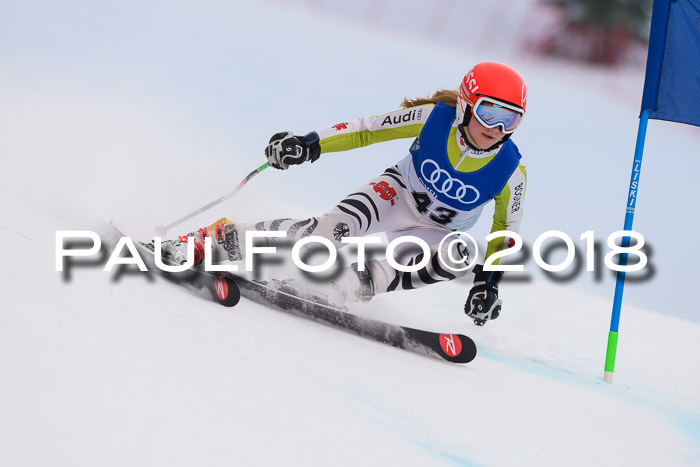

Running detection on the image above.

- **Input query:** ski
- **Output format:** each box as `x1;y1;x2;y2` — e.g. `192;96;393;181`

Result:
133;241;241;307
228;277;476;364
105;226;476;364
102;225;241;308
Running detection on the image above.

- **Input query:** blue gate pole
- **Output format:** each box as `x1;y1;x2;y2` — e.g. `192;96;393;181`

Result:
604;108;650;384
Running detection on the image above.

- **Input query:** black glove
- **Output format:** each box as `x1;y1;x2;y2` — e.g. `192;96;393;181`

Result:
465;264;503;326
265;131;321;170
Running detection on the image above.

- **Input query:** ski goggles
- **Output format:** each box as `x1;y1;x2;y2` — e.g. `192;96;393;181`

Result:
472;96;524;134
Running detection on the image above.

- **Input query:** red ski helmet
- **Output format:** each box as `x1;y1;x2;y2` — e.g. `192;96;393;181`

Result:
457;62;527;130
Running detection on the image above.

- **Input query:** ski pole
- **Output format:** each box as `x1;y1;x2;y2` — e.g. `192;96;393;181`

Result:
154;162;270;236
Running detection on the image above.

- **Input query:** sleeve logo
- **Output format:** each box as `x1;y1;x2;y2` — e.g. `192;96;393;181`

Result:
332;122;348;131
380;108;423;127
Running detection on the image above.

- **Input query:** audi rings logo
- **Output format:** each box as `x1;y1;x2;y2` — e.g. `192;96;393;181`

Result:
420;159;480;205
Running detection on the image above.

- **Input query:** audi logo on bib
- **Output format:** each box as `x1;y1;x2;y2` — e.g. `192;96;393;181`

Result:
420;159;480;205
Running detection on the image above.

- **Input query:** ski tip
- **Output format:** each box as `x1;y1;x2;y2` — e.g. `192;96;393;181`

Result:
439;333;477;364
211;275;240;307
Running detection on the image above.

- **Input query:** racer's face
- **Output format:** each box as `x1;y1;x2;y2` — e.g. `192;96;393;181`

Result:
465;115;506;150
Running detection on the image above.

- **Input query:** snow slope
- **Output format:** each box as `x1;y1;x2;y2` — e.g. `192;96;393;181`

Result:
1;1;699;466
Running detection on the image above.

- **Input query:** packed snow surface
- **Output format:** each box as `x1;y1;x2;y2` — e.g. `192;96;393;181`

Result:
2;1;699;466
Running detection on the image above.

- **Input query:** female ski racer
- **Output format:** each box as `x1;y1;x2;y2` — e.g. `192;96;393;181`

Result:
161;62;528;326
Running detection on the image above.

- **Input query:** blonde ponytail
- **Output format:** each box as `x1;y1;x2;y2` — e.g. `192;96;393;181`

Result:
401;89;458;109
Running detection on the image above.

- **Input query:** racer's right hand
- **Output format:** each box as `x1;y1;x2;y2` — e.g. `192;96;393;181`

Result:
265;131;321;170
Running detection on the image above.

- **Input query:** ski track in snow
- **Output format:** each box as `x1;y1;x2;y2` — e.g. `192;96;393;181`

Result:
2;2;700;466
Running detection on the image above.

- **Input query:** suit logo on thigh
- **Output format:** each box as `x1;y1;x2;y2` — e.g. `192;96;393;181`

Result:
333;222;350;240
370;181;397;206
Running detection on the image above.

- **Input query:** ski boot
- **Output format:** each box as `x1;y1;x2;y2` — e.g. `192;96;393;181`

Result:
159;217;242;267
333;262;375;303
